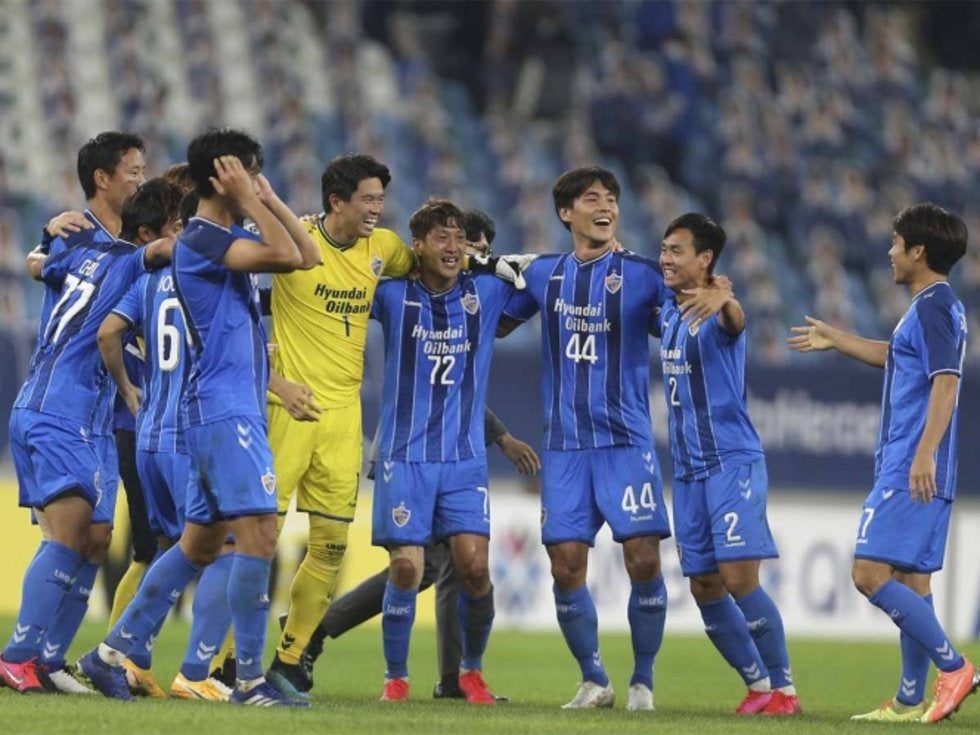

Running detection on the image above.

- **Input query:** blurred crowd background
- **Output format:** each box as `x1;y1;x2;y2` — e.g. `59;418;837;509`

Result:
1;0;979;366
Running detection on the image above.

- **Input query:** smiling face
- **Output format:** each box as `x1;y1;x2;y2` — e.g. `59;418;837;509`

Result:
660;227;712;292
329;176;385;241
558;180;619;247
102;147;147;216
414;218;465;288
888;231;923;285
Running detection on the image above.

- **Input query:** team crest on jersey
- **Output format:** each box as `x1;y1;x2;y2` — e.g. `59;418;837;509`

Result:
370;256;383;278
392;502;411;528
261;468;277;495
462;291;480;315
605;270;622;294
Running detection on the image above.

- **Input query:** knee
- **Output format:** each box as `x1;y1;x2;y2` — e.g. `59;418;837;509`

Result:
307;518;349;567
455;554;490;595
389;557;421;590
85;525;113;564
852;562;889;598
549;556;585;591
689;575;726;604
623;541;661;582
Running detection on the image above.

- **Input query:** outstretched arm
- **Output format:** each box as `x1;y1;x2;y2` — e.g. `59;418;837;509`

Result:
98;313;141;416
787;315;887;368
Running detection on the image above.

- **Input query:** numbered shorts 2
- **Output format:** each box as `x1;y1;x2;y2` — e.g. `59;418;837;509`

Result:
137;449;190;542
672;459;778;577
268;400;362;520
854;485;952;573
372;457;490;547
92;434;120;525
10;408;103;512
540;446;671;545
184;416;278;524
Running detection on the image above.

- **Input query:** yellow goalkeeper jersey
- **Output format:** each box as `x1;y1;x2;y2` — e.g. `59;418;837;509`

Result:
269;219;414;408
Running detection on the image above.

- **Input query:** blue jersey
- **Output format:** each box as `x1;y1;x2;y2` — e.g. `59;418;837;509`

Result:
654;297;764;480
372;274;512;462
15;239;149;427
875;281;966;500
113;267;189;453
173;217;267;426
504;250;667;450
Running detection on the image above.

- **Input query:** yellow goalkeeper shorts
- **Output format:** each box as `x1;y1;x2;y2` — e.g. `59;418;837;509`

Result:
268;400;362;521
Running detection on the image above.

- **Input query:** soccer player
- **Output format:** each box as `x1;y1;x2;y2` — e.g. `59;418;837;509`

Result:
371;198;515;704
296;208;539;700
0;133;148;696
653;213;799;715
264;153;416;696
0;181;172;695
497;166;728;711
788;203;977;724
99;182;235;701
78;128;321;706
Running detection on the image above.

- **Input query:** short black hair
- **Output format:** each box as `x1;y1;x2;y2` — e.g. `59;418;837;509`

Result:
663;213;727;275
462;208;495;245
77;131;145;199
893;202;968;276
187;128;264;198
320;153;391;210
119;178;183;242
179;190;200;227
409;198;463;240
552;166;620;230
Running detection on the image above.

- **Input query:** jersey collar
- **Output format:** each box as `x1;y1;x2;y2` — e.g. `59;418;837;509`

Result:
84;209;115;239
318;217;358;252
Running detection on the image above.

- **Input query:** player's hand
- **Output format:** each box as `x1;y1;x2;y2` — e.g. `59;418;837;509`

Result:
267;343;278;357
209;156;259;204
909;449;937;503
679;284;733;329
497;433;541;476
122;386;142;417
46;211;92;238
253;173;280;207
711;274;733;292
299;213;323;226
275;379;322;422
787;316;835;352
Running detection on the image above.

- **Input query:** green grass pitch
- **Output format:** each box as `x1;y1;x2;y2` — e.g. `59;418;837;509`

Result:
1;615;978;734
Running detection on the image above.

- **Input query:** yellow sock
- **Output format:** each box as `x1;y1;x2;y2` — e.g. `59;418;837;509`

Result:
277;516;349;665
108;561;148;630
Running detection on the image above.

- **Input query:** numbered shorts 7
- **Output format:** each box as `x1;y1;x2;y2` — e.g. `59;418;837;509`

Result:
10;408;104;513
184;415;278;524
672;459;778;577
372;457;490;547
854;485;952;573
540;446;671;546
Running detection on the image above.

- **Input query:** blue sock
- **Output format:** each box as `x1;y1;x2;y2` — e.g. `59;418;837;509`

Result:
39;561;99;670
896;593;933;705
4;541;83;663
628;577;667;689
227;553;271;682
180;553;233;681
105;544;200;655
382;581;417;679
554;585;608;686
736;586;793;689
870;580;963;673
458;586;494;671
698;595;768;686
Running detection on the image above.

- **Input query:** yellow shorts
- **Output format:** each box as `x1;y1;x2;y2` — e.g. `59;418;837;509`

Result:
268;401;362;520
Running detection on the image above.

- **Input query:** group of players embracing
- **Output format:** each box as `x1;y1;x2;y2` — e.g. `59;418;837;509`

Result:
0;126;976;722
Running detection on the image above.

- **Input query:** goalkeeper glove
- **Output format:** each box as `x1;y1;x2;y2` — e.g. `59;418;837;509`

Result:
470;253;535;290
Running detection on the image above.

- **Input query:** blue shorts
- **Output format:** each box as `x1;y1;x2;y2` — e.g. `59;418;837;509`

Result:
372;457;490;547
92;434;120;525
137;449;190;542
540;446;671;545
10;408;102;512
672;459;778;577
854;484;952;573
184;416;277;524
